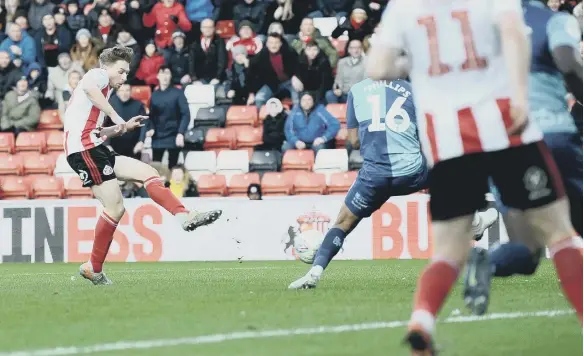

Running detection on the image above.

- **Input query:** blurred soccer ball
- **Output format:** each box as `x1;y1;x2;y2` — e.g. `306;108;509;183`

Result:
294;229;325;264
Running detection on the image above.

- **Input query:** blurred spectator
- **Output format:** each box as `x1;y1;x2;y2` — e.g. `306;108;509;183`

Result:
264;0;317;35
13;12;30;36
362;23;379;53
28;0;55;31
52;6;68;27
136;66;190;168
185;0;213;41
34;13;73;68
291;17;338;67
114;0;147;45
1;77;41;134
26;62;49;107
108;83;146;159
267;21;284;37
163;30;191;86
316;0;352;20
106;27;141;79
331;2;373;47
0;49;23;99
247;183;261;200
135;40;165;86
283;91;339;153
65;0;89;35
233;0;266;35
366;0;387;24
250;32;299;108
0;23;36;70
143;0;192;49
224;45;253;104
226;20;263;56
548;0;561;11
46;52;76;117
189;18;227;85
326;39;364;104
92;7;117;47
295;40;333;103
256;97;286;151
2;0;21;25
62;69;81;104
166;165;199;198
70;28;100;72
84;0;112;29
213;0;235;21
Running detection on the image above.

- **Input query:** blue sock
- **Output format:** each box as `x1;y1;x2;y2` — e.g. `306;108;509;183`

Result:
489;242;540;277
313;227;347;270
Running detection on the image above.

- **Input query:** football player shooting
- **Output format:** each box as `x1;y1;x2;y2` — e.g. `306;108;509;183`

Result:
63;46;221;285
367;0;582;354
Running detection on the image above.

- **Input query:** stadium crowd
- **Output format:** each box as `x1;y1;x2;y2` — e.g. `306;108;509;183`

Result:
0;0;582;199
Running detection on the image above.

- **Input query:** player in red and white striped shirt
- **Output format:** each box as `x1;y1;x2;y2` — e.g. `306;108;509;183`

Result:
368;0;582;353
65;46;222;286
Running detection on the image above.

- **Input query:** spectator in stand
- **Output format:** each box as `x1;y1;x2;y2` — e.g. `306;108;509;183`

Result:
295;40;333;103
548;0;561;11
26;62;50;108
46;52;76;118
2;0;20;25
12;12;30;37
291;17;338;67
106;27;140;79
135;40;165;86
135;66;190;168
1;77;41;135
233;0;266;36
70;28;100;72
163;31;191;86
366;0;387;24
224;45;253;104
256;97;286;151
34;13;73;68
65;0;88;36
28;0;55;31
189;18;227;85
250;32;299;108
266;21;284;38
226;20;263;56
143;0;192;49
326;39;365;104
62;69;81;107
84;0;111;28
282;91;339;153
166;165;199;198
331;1;373;51
184;0;213;42
0;23;36;71
108;83;146;159
316;0;352;22
0;49;22;99
92;7;118;48
264;0;318;36
115;0;148;45
52;6;68;27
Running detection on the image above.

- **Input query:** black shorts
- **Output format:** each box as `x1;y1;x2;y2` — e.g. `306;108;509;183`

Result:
429;141;565;221
67;145;118;187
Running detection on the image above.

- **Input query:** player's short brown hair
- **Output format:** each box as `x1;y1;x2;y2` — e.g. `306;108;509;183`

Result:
99;45;133;65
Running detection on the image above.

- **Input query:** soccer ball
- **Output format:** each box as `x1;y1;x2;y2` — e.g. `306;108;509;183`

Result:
294;229;325;264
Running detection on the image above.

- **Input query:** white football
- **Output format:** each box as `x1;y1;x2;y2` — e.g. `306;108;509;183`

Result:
294;229;325;264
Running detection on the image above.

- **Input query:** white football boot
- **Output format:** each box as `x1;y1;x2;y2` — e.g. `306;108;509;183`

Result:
79;261;112;285
181;210;223;232
471;208;499;240
288;266;323;289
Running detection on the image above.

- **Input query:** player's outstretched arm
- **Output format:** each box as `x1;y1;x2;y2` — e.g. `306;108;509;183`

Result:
81;76;125;125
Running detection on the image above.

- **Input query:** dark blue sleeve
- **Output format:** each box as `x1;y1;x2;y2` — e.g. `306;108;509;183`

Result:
346;90;358;129
177;90;190;135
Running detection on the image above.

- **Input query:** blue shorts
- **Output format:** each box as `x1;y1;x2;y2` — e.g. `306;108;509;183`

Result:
344;167;428;218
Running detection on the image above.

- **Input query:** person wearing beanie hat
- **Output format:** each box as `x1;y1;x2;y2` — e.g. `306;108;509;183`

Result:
224;43;252;104
255;97;287;151
52;5;67;25
233;0;266;35
34;11;73;67
163;30;190;85
330;0;373;52
75;28;91;42
225;19;263;56
70;27;99;72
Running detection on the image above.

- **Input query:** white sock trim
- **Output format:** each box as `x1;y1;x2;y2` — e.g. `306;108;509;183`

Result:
410;309;435;335
550;236;583;258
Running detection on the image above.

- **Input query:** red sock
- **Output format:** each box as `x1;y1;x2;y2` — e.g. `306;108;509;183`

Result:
551;237;583;322
144;176;189;215
410;260;459;332
91;212;119;273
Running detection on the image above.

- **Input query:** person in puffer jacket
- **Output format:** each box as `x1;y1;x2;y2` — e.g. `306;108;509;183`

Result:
163;31;191;86
135;40;165;86
283;91;340;153
143;0;192;49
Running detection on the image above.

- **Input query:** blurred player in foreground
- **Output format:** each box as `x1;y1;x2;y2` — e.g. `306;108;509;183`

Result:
464;0;583;314
63;46;221;285
288;78;498;290
368;0;582;354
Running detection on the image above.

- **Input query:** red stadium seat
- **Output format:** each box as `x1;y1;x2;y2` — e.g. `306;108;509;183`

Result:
328;171;358;195
226;106;259;127
0;175;31;199
235;125;263;149
203;127;237;152
131;86;152;108
331;38;347;57
0;153;23;175
37;110;63;130
260;171;295;196
31;175;64;199
196;174;228;197
282;149;315;171
293;171;327;195
216;20;236;39
23;154;55;175
228;172;260;196
326;103;347;124
0;132;15;153
46;130;65;152
15;132;47;153
335;126;348;148
65;176;93;199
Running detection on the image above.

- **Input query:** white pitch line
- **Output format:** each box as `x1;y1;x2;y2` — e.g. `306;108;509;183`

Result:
0;310;573;356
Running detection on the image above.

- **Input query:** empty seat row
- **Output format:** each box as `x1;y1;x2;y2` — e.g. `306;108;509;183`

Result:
0;131;64;154
0;175;91;200
0;152;64;175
